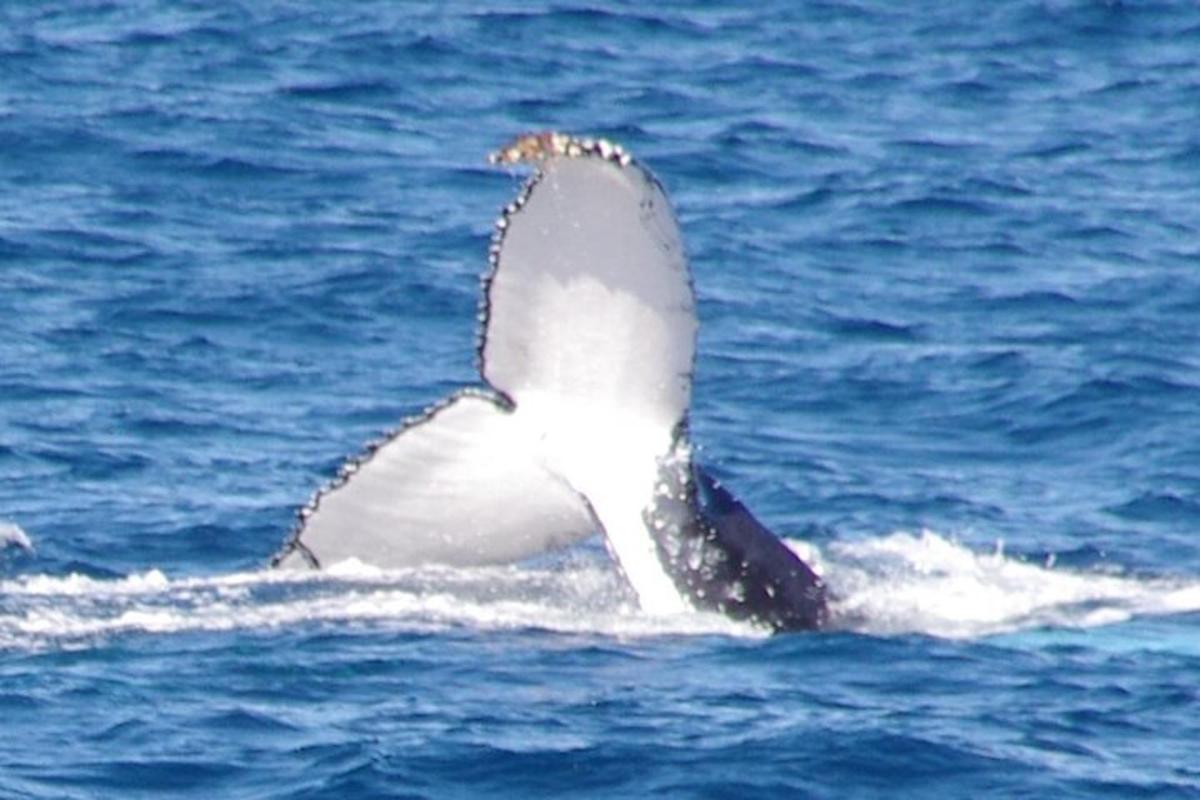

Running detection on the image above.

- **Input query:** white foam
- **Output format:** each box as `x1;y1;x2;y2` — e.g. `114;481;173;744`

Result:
0;556;754;651
815;529;1200;639
2;568;170;596
0;521;33;552
3;529;1198;651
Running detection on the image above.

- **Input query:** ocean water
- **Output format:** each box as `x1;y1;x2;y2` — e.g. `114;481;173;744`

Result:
2;1;1200;796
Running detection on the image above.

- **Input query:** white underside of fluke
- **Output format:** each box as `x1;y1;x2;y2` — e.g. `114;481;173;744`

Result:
279;391;686;613
516;392;688;614
278;132;696;615
274;392;596;571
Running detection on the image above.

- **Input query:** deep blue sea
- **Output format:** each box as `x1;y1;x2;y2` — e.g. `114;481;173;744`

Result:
3;1;1200;797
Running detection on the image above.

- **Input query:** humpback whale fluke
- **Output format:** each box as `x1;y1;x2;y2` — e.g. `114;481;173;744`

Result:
274;131;827;631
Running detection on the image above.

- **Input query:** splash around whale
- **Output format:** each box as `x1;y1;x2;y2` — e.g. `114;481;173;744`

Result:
273;132;827;632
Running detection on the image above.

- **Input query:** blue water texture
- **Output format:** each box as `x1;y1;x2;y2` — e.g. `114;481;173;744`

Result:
3;1;1200;797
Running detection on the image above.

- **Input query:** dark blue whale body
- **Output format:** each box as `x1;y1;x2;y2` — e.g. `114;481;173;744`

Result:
650;457;827;631
275;132;827;632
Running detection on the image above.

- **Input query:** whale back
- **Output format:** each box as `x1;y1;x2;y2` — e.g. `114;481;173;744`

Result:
646;452;828;631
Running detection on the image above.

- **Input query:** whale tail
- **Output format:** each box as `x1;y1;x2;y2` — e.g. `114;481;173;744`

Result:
274;132;827;631
271;391;596;571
